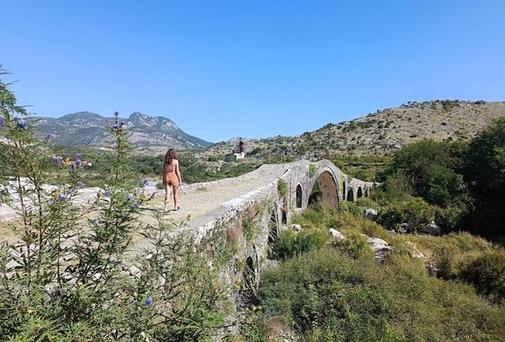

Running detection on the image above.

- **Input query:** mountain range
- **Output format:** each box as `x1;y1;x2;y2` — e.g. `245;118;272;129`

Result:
29;100;505;158
206;100;505;159
31;111;211;153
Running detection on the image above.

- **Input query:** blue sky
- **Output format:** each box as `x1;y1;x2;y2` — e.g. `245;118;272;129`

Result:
2;1;504;142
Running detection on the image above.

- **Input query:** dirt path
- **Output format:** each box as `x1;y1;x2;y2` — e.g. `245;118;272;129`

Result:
0;164;290;244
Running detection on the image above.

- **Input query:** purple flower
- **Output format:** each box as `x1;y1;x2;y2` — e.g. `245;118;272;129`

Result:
143;179;148;186
144;296;153;307
52;156;63;165
0;117;4;127
75;159;81;168
58;193;66;201
16;120;28;130
103;191;110;198
76;181;84;188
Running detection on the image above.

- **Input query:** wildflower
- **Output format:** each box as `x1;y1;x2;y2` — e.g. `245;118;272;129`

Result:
58;193;66;201
76;181;84;188
143;179;149;186
0;117;4;127
16;120;28;129
52;156;63;165
103;191;110;198
144;296;153;307
75;159;81;168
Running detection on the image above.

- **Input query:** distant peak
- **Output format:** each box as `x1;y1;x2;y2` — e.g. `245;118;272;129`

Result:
61;111;103;120
129;112;149;120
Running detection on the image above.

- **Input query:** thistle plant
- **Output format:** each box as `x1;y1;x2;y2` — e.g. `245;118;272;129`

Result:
0;68;228;340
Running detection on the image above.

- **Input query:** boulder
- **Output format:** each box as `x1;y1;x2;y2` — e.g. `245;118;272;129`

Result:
291;224;303;232
422;221;441;236
328;228;345;240
368;237;391;252
367;237;392;261
365;208;378;220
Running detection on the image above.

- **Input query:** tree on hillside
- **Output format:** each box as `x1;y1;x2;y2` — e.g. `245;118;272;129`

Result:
380;139;467;207
463;118;505;242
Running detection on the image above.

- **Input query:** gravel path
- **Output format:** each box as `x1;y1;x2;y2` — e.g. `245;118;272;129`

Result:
0;163;291;243
141;163;289;228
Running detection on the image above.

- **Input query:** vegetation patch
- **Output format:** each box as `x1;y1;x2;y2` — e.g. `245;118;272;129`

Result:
277;179;288;198
308;163;317;177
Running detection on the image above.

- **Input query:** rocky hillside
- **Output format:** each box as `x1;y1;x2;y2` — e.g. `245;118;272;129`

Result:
31;111;211;153
207;100;505;159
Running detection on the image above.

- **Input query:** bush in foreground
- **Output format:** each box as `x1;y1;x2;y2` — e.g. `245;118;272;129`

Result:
260;248;505;341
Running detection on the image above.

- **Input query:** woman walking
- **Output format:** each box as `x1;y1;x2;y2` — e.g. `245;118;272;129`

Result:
162;148;182;211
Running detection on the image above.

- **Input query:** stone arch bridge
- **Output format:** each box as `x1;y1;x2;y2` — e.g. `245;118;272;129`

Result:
0;159;374;301
144;159;375;297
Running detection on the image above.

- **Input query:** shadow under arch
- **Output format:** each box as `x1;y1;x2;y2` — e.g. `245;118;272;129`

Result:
309;170;339;207
347;188;354;201
295;184;303;208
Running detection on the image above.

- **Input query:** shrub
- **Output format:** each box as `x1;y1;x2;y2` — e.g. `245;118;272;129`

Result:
272;229;327;260
308;163;317;177
260;248;505;341
377;196;436;231
423;164;465;206
277;179;288;198
459;251;505;304
243;217;256;241
340;200;364;217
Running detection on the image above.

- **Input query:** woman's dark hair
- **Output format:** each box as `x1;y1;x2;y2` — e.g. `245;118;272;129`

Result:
164;148;177;165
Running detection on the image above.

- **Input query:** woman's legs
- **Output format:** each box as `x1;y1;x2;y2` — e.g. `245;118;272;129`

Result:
164;184;169;211
172;184;179;209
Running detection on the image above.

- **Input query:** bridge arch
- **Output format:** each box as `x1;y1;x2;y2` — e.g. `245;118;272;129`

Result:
309;168;339;207
242;254;259;297
357;186;363;199
346;188;354;201
295;184;303;208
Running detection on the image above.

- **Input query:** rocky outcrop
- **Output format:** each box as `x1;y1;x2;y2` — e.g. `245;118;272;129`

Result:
365;208;378;220
422;221;442;236
328;228;345;240
367;237;392;261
